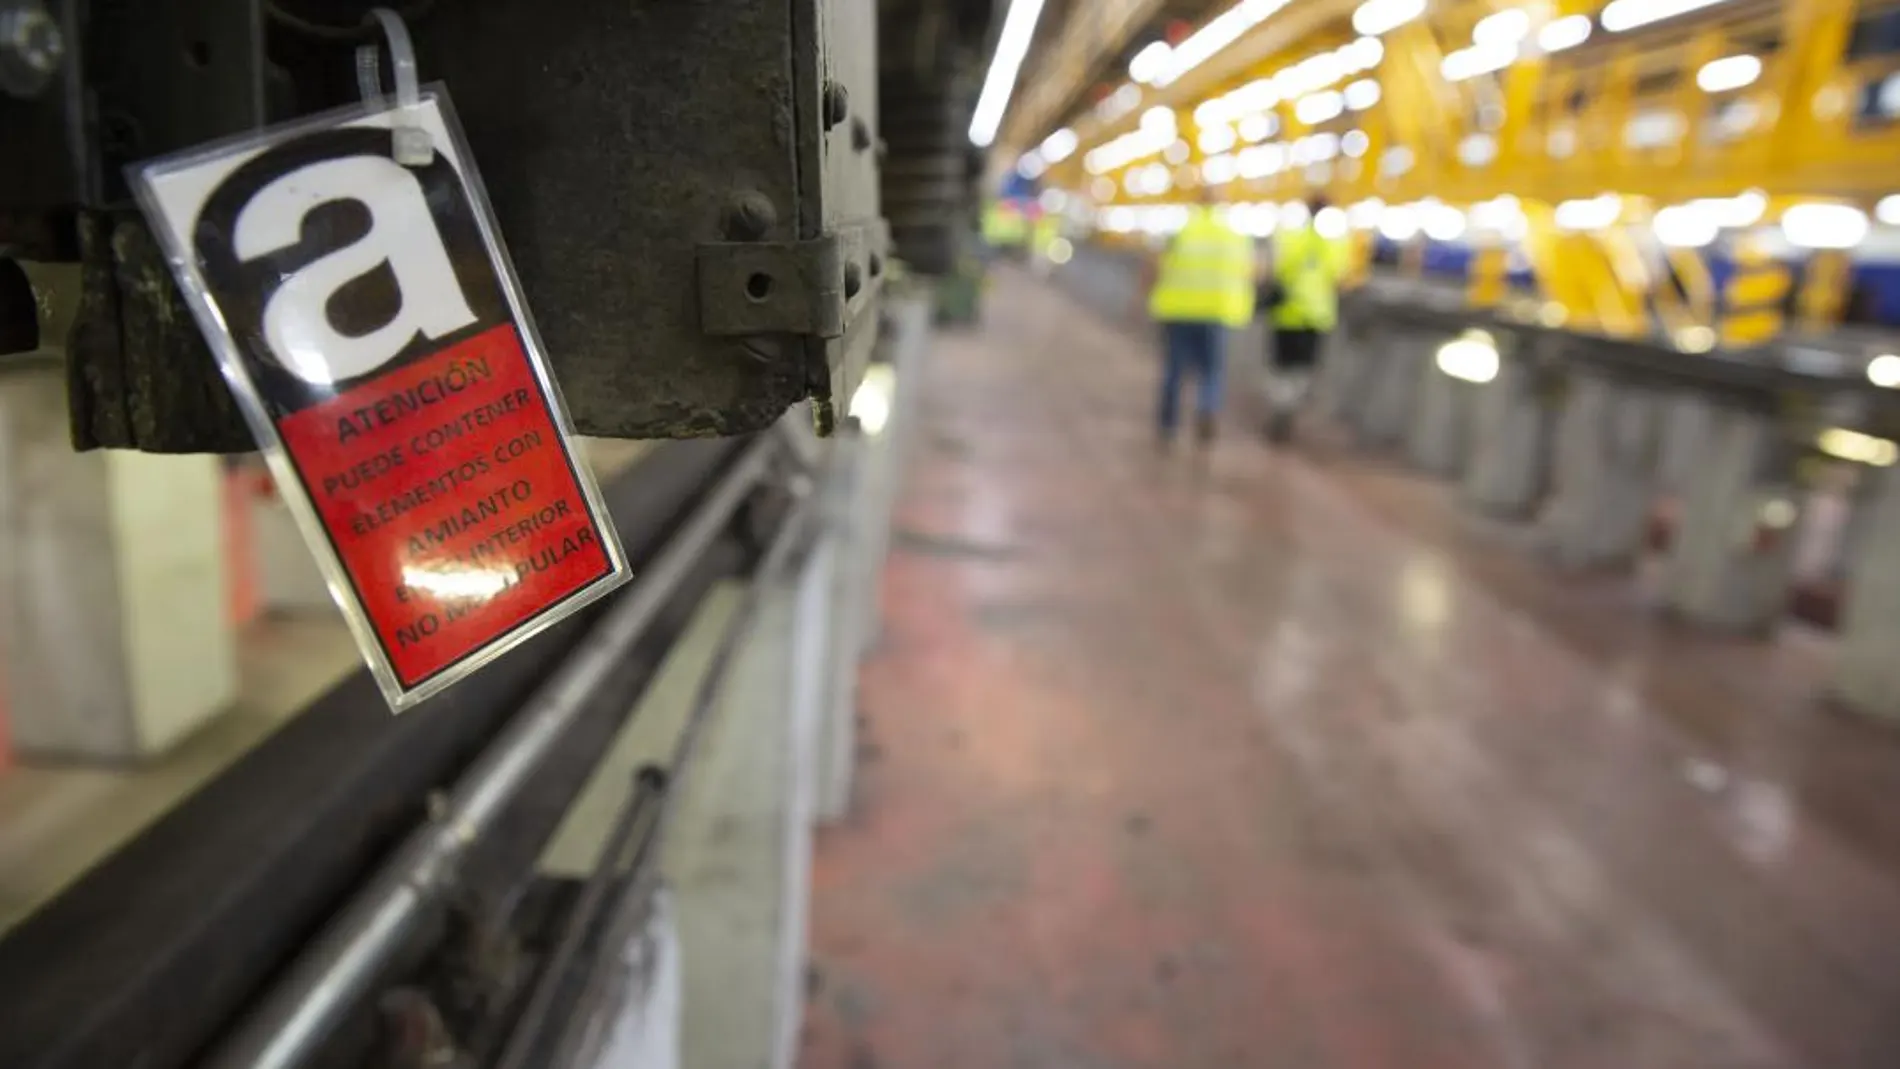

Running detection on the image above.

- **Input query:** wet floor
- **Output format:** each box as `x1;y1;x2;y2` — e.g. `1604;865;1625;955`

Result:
800;269;1900;1069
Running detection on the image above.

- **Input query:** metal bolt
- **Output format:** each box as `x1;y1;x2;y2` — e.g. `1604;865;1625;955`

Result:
851;117;872;153
0;1;64;99
843;262;863;299
724;190;777;241
822;82;849;129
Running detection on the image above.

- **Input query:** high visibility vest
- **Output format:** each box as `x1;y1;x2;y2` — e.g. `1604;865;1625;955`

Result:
1272;224;1348;331
983;203;1028;247
1148;210;1256;327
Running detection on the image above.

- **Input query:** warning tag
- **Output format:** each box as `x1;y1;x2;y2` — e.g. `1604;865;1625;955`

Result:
131;89;629;710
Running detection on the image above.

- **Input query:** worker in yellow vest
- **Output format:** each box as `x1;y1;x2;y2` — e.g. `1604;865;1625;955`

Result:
1261;195;1348;442
1146;191;1256;448
982;200;1028;258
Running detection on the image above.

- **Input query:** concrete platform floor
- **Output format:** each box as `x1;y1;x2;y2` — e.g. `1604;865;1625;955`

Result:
800;270;1900;1069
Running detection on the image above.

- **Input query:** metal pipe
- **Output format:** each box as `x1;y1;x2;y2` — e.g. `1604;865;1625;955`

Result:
540;489;818;1069
492;764;667;1069
205;434;783;1069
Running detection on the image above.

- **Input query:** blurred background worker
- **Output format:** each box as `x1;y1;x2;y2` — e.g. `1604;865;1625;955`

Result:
1261;196;1348;442
1146;190;1256;448
981;198;1029;261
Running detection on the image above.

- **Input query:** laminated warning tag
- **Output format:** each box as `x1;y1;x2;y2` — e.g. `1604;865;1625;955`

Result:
131;87;629;711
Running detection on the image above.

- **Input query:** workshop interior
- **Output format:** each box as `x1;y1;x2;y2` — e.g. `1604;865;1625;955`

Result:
3;0;1900;1067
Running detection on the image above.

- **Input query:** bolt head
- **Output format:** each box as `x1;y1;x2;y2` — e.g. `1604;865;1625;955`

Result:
823;82;850;128
0;2;62;98
9;9;60;71
725;191;778;241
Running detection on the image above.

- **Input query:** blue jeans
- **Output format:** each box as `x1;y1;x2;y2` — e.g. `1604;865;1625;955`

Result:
1157;321;1226;434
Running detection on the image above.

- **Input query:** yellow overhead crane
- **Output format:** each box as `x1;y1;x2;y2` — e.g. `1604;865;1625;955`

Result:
1019;0;1900;343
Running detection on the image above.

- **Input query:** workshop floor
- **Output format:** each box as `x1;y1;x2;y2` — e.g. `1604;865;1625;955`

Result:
799;270;1900;1069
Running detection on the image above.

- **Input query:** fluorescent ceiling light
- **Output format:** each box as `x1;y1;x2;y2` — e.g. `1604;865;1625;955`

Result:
1237;143;1286;178
1129;41;1173;85
1554;194;1622;230
1624;109;1686;148
1442;41;1517;81
1199;125;1238;154
1421;200;1466;241
1470;195;1524;235
1537;14;1592;51
1781;203;1869;249
1353;0;1426;37
1697;54;1761;93
1095;83;1144;123
1158;0;1294;87
1295;90;1345;125
1345;35;1385;69
1379;204;1420;240
1457;132;1498;166
1601;0;1731;34
1344;78;1382;110
1201;153;1239;184
1691;190;1765;227
969;0;1049;146
1228;202;1280;238
1040;128;1079;163
1473;9;1531;47
1877;194;1900;225
1652;204;1720;248
1300;132;1341;161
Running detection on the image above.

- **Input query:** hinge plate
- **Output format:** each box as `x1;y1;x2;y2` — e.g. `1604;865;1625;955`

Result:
696;220;887;339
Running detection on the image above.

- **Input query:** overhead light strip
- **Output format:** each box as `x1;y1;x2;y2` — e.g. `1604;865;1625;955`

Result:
969;0;1051;147
1157;0;1295;87
1600;0;1732;34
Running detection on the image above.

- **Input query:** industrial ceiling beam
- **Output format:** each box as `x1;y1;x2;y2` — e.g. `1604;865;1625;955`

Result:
998;0;1167;155
1066;0;1361;152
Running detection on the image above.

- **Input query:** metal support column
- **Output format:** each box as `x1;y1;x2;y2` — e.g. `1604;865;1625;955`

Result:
1357;327;1432;448
1461;335;1554;518
1537;372;1663;570
1313;317;1370;424
1660;406;1801;632
1835;465;1900;723
1407;358;1477;478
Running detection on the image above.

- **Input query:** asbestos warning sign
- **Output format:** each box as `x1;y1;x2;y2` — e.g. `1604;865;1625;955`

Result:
132;89;629;709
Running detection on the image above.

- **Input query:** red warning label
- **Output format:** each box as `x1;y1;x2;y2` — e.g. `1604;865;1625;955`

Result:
277;323;612;686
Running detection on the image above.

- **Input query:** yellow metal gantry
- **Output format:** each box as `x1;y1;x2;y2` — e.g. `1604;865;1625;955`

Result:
1021;0;1900;340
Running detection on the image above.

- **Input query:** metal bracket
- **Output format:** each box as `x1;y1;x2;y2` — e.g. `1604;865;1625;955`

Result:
697;236;845;338
695;220;888;340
